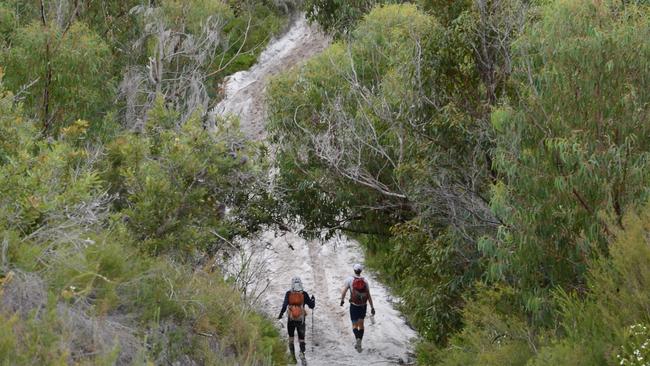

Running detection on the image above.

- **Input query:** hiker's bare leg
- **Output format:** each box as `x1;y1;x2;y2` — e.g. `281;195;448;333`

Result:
352;319;364;330
352;317;365;346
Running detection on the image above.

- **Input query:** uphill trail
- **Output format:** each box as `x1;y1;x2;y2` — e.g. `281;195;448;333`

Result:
213;15;418;366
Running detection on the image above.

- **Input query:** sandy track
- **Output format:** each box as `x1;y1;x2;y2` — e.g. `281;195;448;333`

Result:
211;15;329;140
254;232;418;366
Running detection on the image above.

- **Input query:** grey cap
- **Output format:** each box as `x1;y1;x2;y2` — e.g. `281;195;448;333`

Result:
291;276;303;291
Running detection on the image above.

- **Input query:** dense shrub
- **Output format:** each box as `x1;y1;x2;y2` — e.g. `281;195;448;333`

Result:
434;200;650;365
304;0;390;36
487;0;650;322
2;21;112;132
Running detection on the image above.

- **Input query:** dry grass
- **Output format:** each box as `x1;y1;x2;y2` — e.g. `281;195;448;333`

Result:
0;269;142;365
57;304;141;365
0;270;47;316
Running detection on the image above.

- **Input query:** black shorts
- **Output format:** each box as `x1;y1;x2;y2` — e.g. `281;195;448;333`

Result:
349;304;367;323
287;320;306;339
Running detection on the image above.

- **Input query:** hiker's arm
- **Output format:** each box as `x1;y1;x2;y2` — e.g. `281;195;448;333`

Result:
278;292;288;318
304;291;315;309
340;284;348;305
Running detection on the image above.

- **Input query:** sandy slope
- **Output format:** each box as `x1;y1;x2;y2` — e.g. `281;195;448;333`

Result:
246;232;418;366
214;15;418;366
211;16;329;140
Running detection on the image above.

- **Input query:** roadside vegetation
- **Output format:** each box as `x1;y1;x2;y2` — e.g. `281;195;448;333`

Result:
0;0;296;364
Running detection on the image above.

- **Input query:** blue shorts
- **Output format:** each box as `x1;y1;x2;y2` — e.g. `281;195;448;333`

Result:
349;304;367;323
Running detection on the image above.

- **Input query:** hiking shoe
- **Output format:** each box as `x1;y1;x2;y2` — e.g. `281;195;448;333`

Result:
355;338;362;353
290;353;297;364
299;352;307;365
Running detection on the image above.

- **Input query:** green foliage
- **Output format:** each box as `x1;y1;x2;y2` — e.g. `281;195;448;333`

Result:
417;0;472;25
269;4;449;236
302;0;467;38
0;308;69;366
47;234;146;313
0;113;103;237
0;78;34;165
78;1;144;50
526;342;596;366
161;0;233;34
490;0;650;322
111;0;289;130
102;98;263;257
271;0;650;362
438;200;650;365
304;0;395;36
363;221;482;345
0;0;289;135
1;0;145;87
4;0;650;364
156;0;287;78
0;1;295;364
0;3;15;40
431;0;650;363
553;202;650;364
2;20;112;131
430;285;536;366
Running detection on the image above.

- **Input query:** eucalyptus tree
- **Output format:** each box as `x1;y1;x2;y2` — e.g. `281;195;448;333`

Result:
486;0;650;323
304;0;383;36
2;19;111;132
0;0;142;133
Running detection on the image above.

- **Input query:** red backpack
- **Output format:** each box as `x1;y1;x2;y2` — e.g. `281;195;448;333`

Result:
288;291;305;321
350;277;368;305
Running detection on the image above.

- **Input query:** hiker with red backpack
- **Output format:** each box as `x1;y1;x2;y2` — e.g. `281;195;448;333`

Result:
340;263;375;352
278;276;316;364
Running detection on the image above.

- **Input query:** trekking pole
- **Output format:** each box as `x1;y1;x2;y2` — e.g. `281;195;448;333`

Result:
311;309;314;351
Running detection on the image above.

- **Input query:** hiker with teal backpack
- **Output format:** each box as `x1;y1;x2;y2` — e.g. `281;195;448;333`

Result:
278;277;315;364
340;263;375;352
